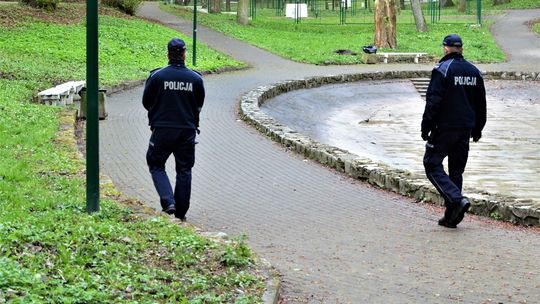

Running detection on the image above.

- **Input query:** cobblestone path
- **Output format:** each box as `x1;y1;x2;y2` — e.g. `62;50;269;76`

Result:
100;4;540;302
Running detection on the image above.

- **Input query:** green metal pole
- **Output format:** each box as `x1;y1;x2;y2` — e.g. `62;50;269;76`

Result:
428;0;431;22
86;0;99;213
295;0;300;23
431;0;435;23
250;0;256;20
438;0;441;21
477;0;481;25
193;0;197;66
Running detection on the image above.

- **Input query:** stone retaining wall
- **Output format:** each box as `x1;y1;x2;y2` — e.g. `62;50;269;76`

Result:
239;70;540;227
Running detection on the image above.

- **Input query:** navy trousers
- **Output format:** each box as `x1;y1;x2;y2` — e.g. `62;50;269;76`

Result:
423;129;471;205
146;128;196;217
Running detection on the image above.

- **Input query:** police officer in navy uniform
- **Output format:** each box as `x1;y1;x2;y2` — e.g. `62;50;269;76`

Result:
142;38;205;221
421;34;486;228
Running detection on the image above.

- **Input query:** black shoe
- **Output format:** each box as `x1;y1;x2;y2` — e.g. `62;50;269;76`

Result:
438;202;457;228
174;212;186;222
450;197;471;226
438;216;457;228
163;204;176;215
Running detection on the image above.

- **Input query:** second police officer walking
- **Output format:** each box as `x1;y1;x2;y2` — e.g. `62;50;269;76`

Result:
143;38;205;221
421;34;487;228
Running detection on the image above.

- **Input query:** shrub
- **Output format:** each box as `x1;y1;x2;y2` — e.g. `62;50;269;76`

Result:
19;0;59;11
101;0;142;15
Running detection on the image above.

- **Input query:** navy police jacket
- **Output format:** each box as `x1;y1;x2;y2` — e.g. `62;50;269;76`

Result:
421;52;486;135
142;61;205;130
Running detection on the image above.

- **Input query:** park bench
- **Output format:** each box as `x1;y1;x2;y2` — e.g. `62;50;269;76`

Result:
378;52;428;64
37;81;85;106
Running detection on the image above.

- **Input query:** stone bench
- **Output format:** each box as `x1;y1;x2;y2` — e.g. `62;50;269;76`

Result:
37;81;85;106
378;52;428;64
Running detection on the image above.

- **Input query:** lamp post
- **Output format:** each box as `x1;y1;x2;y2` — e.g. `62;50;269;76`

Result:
86;0;100;213
193;0;197;66
477;0;482;25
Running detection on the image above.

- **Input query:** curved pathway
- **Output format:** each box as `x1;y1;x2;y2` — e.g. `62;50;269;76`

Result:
488;9;540;70
101;4;540;303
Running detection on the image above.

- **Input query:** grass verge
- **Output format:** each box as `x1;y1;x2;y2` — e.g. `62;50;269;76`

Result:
482;0;540;9
0;3;265;303
533;20;540;35
161;4;505;65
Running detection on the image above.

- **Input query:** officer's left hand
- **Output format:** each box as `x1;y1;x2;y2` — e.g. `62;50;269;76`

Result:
421;131;430;141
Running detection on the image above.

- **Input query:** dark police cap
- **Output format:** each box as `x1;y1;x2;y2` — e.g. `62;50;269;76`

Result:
442;34;463;47
168;38;186;52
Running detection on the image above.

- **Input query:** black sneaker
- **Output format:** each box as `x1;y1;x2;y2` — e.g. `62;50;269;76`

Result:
163;204;176;215
450;197;470;226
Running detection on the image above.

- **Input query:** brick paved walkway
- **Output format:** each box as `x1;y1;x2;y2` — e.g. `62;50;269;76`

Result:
100;4;540;303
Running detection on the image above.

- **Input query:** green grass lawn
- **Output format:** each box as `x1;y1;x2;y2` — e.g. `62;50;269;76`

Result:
0;3;264;303
0;3;244;89
162;4;506;64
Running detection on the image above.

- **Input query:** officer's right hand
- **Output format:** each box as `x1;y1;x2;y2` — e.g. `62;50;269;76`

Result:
472;130;481;142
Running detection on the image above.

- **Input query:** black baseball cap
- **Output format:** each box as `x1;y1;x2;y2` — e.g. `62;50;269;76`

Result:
442;34;463;47
167;38;186;52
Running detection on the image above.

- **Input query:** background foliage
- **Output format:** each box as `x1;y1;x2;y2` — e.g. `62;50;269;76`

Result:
101;0;143;16
162;5;506;64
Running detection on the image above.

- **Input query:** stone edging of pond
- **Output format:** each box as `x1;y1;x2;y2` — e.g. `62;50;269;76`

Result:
239;70;540;227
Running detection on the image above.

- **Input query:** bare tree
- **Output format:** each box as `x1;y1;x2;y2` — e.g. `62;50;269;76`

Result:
237;0;249;24
374;0;397;48
457;0;466;12
209;0;221;13
411;0;427;32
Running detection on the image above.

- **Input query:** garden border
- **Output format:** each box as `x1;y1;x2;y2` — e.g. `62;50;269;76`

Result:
239;70;540;227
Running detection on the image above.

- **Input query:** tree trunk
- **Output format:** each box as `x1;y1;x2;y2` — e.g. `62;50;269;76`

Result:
411;0;427;32
374;0;397;49
493;0;510;5
457;0;466;12
399;0;405;10
237;0;249;24
209;0;221;13
440;0;454;7
226;0;231;11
